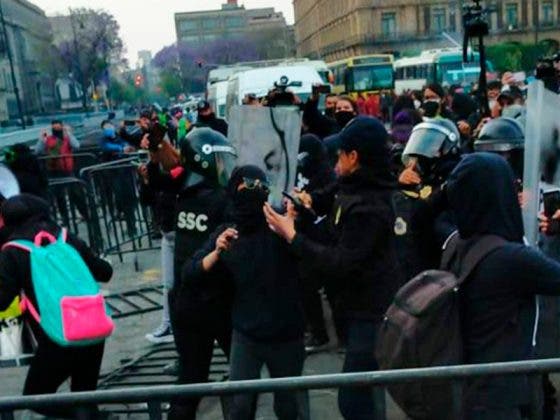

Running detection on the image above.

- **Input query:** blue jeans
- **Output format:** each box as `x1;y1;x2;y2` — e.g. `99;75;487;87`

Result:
338;320;381;420
161;231;175;327
229;331;309;420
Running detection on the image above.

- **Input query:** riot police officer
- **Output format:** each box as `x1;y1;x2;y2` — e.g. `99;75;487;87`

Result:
474;117;524;185
168;127;237;420
394;118;461;280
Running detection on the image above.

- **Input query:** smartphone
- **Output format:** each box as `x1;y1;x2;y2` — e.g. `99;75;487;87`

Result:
282;191;316;217
312;84;332;95
513;71;526;83
543;189;560;218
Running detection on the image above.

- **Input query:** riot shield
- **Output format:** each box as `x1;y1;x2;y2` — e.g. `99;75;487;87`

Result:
0;164;19;200
523;80;560;245
228;105;302;208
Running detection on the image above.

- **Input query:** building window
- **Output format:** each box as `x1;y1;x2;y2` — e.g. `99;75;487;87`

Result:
505;3;518;29
181;35;200;44
431;8;446;31
225;16;244;28
179;20;198;32
542;1;554;25
202;18;219;29
381;12;397;37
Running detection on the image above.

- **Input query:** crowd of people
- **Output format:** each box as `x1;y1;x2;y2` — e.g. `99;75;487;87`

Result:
2;67;560;420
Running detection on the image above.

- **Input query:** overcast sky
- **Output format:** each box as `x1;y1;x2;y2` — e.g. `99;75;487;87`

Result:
32;0;295;66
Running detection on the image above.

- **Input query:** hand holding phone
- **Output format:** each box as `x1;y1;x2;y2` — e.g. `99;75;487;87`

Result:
282;191;316;218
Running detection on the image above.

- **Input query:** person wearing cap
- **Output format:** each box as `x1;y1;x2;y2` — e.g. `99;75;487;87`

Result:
264;116;401;419
194;100;228;137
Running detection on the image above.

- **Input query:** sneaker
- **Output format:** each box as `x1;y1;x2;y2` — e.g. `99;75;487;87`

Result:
145;324;174;344
305;335;330;354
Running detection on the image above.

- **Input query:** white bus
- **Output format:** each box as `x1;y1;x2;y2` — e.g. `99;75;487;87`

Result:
394;48;495;94
207;80;228;119
225;65;323;118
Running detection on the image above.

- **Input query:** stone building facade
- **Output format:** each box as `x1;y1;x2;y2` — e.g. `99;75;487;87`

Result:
294;0;560;62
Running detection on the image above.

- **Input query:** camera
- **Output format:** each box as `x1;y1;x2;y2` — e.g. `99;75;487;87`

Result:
535;53;560;92
266;76;303;107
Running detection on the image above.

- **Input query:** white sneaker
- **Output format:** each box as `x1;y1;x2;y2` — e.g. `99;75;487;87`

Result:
145;324;174;344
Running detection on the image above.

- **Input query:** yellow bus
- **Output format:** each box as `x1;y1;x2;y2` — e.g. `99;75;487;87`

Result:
328;54;394;100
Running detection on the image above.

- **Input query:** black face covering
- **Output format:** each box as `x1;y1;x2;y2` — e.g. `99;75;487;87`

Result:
231;188;269;233
198;113;215;123
52;129;64;139
335;111;355;128
325;107;335;118
421;100;440;118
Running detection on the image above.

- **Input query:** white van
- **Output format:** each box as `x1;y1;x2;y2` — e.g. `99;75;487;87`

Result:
225;65;324;118
207;80;228;120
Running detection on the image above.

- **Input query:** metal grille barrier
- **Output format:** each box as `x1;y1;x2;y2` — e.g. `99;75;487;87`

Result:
0;358;558;420
80;157;156;269
37;153;100;178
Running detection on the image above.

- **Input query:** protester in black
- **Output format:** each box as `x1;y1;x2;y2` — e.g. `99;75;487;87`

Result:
0;194;112;419
168;128;236;420
296;134;337;352
3;144;48;200
446;153;560;419
194;100;228;137
185;165;307;420
264;116;401;419
303;91;340;139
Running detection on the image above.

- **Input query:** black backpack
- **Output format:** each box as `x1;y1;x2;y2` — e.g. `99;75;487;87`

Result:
375;234;506;419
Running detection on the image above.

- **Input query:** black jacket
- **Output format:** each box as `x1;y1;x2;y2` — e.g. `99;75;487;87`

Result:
171;181;232;326
183;222;305;343
194;116;228;137
302;98;340;140
291;168;401;321
140;161;182;233
0;195;112;342
447;153;560;410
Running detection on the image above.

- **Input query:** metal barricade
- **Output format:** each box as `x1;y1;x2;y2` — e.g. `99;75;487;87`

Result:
38;153;100;179
80;157;156;268
0;358;559;420
47;176;102;254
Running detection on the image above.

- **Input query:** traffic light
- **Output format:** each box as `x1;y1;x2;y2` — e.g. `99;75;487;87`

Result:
134;74;143;87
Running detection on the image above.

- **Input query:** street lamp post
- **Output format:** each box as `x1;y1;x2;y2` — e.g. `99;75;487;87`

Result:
69;8;88;113
0;0;25;129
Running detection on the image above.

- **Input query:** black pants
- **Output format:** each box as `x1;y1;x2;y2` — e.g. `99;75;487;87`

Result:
168;307;232;420
302;280;328;343
23;338;105;419
338;320;380;420
229;330;308;420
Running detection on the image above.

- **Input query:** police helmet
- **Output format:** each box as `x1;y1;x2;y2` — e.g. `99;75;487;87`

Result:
474;117;524;152
180;127;237;188
402;118;460;165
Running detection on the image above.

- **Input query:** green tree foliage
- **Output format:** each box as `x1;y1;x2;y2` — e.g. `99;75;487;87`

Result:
487;40;559;73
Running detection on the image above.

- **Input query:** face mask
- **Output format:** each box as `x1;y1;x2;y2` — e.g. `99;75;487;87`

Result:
488;99;497;110
325;107;335;118
198;113;215;123
232;188;269;233
52;129;63;139
103;128;116;138
335;111;355;128
421;100;440;118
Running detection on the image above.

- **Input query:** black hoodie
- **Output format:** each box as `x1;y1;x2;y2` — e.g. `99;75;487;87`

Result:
447;153;560;410
0;194;112;342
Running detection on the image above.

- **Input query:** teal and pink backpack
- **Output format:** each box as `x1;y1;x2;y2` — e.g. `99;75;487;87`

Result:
2;229;114;347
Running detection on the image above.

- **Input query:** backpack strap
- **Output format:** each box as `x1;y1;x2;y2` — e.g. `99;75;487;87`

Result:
58;228;68;243
455;235;508;286
20;294;40;323
2;240;33;253
33;231;57;247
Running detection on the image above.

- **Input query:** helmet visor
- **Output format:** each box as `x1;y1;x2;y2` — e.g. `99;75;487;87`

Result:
214;146;237;187
402;127;447;164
